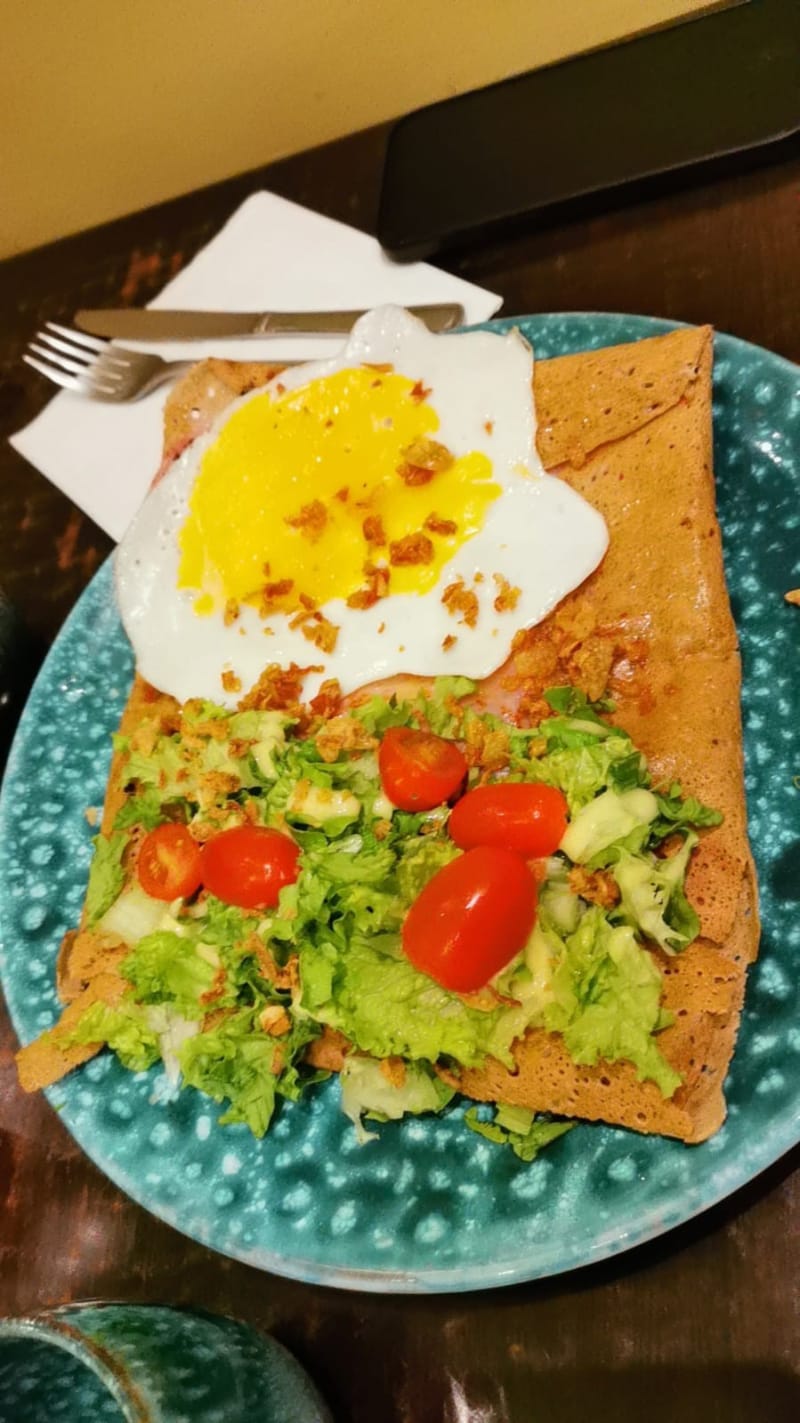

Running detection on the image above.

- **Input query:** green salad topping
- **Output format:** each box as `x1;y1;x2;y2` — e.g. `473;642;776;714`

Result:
73;680;720;1153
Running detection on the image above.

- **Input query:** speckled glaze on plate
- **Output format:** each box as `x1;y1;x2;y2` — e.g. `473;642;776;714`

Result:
1;315;798;1294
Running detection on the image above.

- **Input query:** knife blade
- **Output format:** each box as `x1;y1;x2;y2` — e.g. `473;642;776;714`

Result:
74;303;465;341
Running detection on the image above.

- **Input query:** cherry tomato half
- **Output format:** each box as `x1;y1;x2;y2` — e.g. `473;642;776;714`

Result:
137;823;203;902
378;726;468;811
448;782;569;858
202;824;300;910
402;846;537;993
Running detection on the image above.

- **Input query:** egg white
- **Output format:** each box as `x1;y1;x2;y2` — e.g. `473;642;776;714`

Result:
115;306;608;706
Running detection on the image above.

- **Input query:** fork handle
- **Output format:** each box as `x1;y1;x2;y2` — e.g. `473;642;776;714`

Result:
144;358;194;396
142;355;303;400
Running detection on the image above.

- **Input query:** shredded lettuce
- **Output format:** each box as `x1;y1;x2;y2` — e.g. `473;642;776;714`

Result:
72;678;718;1142
124;709;291;800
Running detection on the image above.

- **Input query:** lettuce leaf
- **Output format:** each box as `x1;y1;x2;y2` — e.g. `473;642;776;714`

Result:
194;898;255;953
305;835;395;887
68;999;160;1072
543;686;616;718
502;688;648;813
652;783;724;838
85;833;127;926
301;933;525;1068
560;788;659;864
521;739;644;814
613;834;699;953
179;1010;279;1136
121;931;220;1018
609;750;650;794
124;737;186;793
349;696;416;738
178;1007;319;1137
182;700;228;722
395;836;460;901
465;1104;574;1162
432;675;477;703
340;1056;454;1142
543;908;680;1096
539;689;619;752
113;788;174;832
416;676;477;736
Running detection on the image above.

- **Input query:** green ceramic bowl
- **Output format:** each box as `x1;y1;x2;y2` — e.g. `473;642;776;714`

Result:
0;1304;329;1422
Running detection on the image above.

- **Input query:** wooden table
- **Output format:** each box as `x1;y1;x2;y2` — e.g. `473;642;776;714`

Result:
1;123;798;1422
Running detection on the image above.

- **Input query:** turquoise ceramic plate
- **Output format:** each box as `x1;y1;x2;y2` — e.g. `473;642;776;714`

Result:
1;315;798;1293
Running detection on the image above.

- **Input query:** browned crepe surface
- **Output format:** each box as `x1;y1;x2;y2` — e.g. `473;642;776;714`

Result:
18;328;759;1142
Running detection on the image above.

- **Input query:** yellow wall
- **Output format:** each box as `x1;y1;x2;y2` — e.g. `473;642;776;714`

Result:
2;0;723;258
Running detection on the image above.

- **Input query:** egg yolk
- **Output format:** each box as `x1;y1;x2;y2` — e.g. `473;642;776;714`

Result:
178;368;499;614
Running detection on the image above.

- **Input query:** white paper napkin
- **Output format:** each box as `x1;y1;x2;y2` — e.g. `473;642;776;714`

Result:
11;192;502;542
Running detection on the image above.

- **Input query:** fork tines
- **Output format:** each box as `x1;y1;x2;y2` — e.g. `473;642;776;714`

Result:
23;323;122;396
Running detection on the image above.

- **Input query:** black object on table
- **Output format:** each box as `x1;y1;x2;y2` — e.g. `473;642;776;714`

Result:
379;0;800;258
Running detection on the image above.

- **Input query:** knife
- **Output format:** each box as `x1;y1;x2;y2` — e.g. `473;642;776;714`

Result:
74;303;465;341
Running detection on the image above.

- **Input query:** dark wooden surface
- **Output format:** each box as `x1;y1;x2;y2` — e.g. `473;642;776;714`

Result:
1;123;798;1422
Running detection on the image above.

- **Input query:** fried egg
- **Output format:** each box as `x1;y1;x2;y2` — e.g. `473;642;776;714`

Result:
116;306;608;705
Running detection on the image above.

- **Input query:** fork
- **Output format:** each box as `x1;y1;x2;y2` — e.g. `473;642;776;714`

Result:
23;323;201;402
24;323;294;402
